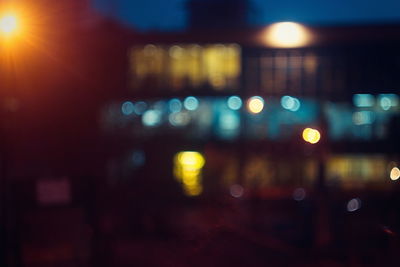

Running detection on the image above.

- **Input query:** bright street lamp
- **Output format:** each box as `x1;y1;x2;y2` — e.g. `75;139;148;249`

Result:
0;12;19;37
262;22;312;48
0;10;21;267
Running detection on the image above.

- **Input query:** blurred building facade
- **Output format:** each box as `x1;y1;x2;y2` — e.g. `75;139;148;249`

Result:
1;1;400;266
102;24;400;197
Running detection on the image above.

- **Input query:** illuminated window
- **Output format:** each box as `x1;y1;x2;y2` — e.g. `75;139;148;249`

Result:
129;45;166;89
326;155;388;189
129;44;241;91
243;156;316;189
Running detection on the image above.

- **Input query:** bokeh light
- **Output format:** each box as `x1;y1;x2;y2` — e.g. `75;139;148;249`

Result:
134;101;147;115
219;110;240;131
302;127;321;144
230;184;244;198
380;96;391;110
121;101;134;115
168;98;182;113
281;95;301;111
227;96;242;110
247;96;264;114
347;198;361;212
169;112;190;127
293;188;306;201
378;94;398;111
378;94;399;110
390;167;400;181
263;22;312;48
142;110;162;127
176;151;205;169
174;151;205;196
183;96;199;111
0;12;19;37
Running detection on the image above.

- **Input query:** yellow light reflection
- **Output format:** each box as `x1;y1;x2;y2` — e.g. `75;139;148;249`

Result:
174;151;205;196
247;96;264;114
302;128;321;144
263;22;312;48
390;167;400;181
0;13;19;36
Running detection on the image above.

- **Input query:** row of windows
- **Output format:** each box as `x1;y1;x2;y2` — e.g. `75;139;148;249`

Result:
129;44;322;95
129;43;400;98
129;44;241;91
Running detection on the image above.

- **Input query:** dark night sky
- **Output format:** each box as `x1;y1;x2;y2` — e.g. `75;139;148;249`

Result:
93;0;400;31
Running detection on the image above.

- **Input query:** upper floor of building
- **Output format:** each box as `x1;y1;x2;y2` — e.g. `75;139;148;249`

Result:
126;23;400;101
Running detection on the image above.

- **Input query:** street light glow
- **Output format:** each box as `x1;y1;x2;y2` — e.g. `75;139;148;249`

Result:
0;12;19;37
263;22;312;48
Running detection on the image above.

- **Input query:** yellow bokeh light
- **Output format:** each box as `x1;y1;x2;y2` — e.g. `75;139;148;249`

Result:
390;167;400;181
174;151;205;197
302;128;321;144
177;151;205;169
263;22;312;48
247;96;264;114
0;12;19;37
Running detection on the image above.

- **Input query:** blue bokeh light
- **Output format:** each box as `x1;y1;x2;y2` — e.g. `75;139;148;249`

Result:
227;96;242;110
121;101;134;115
169;112;191;127
353;94;375;108
134;101;148;115
142;110;162;127
281;96;301;111
168;98;182;113
184;96;199;111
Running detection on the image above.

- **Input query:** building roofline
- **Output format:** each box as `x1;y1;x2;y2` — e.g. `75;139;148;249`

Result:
127;23;400;47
